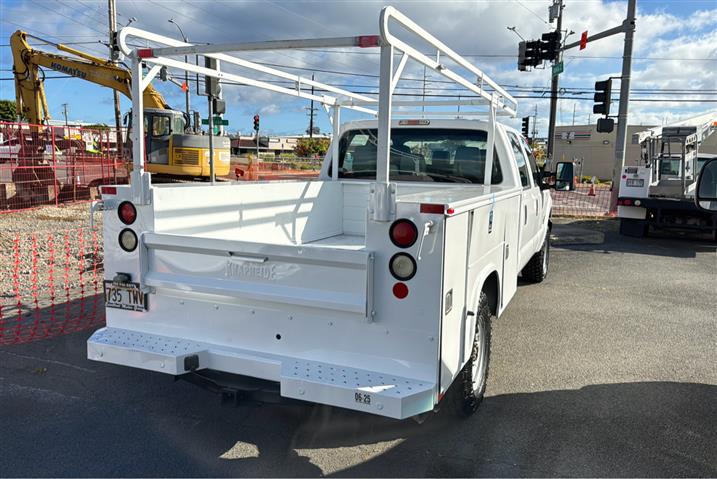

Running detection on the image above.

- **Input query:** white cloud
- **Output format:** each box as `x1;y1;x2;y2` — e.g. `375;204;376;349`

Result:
2;0;714;134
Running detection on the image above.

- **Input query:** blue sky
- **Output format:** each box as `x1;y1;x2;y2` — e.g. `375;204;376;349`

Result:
1;0;715;136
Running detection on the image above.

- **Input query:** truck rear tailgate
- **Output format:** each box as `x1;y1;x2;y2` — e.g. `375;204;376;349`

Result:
142;232;374;316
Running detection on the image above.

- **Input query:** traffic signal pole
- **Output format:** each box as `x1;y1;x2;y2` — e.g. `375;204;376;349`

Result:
546;0;563;162
208;96;215;185
559;0;636;210
609;0;636;210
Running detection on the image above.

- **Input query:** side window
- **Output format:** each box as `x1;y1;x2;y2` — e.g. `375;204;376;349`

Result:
151;116;170;137
521;136;540;184
508;133;532;188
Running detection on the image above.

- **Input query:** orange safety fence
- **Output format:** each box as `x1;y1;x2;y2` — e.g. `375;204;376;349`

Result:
0;121;129;213
0;226;105;345
550;182;613;217
234;158;322;181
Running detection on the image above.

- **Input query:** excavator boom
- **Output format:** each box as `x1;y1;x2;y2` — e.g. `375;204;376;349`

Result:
11;30;167;124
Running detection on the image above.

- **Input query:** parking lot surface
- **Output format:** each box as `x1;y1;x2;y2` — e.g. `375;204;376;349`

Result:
1;219;715;477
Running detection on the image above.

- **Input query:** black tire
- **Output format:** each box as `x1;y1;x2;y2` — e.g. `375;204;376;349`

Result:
619;218;648;237
521;229;550;283
450;291;492;417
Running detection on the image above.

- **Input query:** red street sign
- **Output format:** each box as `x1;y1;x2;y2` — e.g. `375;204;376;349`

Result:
580;31;588;50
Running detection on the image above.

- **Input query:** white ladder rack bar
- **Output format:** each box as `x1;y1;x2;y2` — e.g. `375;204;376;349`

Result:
135;55;377;116
117;27;378;109
379;7;517;117
392;110;510;117
141;35;381;58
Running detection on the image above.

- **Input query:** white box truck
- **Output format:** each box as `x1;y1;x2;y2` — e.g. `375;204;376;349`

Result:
88;7;553;419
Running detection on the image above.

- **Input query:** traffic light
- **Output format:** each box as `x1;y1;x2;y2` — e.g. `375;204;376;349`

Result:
205;57;220;97
518;40;543;70
596;117;614;133
213;98;226;115
521;117;530;138
541;31;561;62
518;41;527;71
593;79;612;115
253;114;260;131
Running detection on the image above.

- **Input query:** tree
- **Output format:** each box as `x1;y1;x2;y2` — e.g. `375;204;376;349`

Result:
0;100;18;121
294;137;329;158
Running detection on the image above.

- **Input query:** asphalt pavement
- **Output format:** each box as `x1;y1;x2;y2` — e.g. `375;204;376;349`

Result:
1;219;715;477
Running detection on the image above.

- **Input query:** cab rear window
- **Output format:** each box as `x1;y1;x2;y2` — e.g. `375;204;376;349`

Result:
332;128;502;184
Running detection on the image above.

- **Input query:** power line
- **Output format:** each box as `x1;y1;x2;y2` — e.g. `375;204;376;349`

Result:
292;48;716;62
7;74;717;102
515;0;550;25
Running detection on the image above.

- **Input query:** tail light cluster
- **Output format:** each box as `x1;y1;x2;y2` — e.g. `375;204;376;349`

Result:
118;201;138;252
617;198;642;207
389;219;418;299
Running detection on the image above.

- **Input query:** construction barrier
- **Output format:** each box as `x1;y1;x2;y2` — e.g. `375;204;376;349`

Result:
0;226;105;345
550;182;613;217
0;121;129;213
234;157;322;181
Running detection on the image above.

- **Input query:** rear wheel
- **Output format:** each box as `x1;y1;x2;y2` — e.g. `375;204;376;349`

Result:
619;218;648;237
521;229;550;283
451;291;492;416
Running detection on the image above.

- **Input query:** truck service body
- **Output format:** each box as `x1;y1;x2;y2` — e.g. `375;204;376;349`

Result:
87;7;552;419
618;114;717;237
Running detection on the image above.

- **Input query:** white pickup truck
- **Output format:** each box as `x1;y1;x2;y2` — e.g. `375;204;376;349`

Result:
87;7;552;419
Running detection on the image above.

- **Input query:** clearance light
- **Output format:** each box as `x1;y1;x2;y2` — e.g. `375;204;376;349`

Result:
389;253;417;281
118;201;137;225
420;203;444;214
398;119;430;126
119;228;138;252
389;219;418;248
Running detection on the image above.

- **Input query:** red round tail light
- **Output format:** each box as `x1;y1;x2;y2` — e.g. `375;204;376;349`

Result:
392;282;409;299
118;201;137;225
389;219;418;248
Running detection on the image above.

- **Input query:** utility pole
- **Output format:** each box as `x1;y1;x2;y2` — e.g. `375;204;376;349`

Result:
572;103;576;126
609;0;637;210
532;104;538;144
168;19;190;120
107;0;122;154
307;74;316;138
547;0;563;161
62;103;69;128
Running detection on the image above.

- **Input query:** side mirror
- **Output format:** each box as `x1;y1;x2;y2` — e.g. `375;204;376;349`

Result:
695;158;717;211
555;161;575;191
539;169;555;190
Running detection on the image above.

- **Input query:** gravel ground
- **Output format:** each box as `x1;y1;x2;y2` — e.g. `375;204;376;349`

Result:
0;203;105;339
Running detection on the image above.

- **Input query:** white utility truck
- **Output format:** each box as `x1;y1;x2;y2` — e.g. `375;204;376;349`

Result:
87;7;552;419
618;112;717;238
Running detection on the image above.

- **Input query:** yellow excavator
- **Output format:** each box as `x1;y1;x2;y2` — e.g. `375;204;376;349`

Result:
11;30;230;178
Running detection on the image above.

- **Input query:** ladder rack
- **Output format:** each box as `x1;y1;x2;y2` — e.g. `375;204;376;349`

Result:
119;6;518;220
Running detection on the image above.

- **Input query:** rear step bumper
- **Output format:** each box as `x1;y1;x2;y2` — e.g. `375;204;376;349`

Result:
87;327;435;419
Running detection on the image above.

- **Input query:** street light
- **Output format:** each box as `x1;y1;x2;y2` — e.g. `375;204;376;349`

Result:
168;18;190;121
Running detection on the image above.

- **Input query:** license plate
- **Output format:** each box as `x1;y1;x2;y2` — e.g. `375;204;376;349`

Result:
626;178;644;187
103;281;147;311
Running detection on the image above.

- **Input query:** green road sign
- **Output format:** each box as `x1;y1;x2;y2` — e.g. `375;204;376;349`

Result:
201;116;229;126
552;61;564;76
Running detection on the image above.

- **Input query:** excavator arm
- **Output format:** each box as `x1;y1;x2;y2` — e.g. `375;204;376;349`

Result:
11;30;168;124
